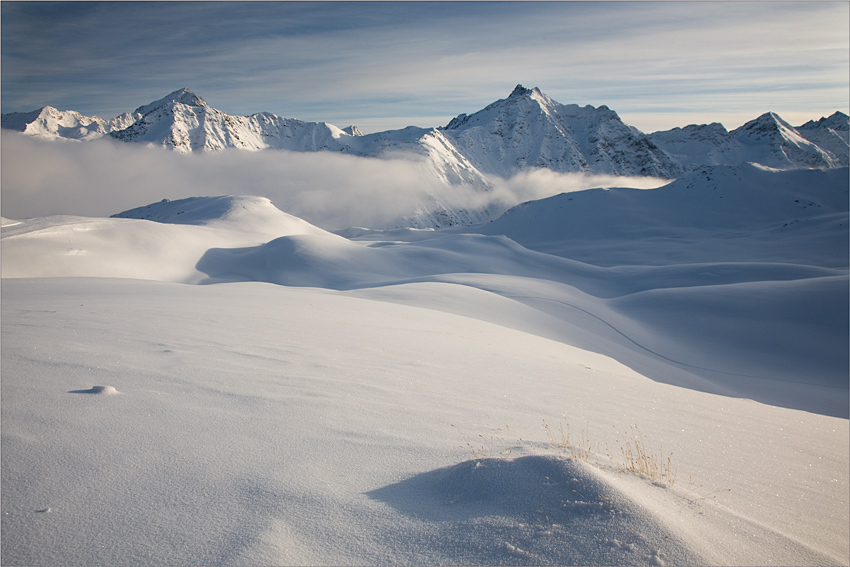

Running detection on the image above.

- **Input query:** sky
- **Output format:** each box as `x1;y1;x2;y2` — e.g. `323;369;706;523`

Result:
1;1;848;134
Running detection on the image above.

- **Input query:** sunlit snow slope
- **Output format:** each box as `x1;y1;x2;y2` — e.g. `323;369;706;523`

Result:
2;163;848;566
4;165;847;416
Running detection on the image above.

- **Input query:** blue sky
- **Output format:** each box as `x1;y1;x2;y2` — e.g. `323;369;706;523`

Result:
2;1;848;133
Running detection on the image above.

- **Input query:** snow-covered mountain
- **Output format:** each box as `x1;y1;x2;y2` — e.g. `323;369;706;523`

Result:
440;85;678;178
3;86;847;180
649;111;849;172
796;111;850;164
106;88;496;215
108;88;358;154
0;106;139;141
730;112;841;169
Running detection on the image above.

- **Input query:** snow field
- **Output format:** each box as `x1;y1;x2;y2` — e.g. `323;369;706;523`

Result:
2;163;848;565
2;278;847;565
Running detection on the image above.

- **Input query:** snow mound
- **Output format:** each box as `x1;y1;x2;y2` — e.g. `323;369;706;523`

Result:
2;197;332;282
368;455;708;565
69;385;119;395
110;195;325;237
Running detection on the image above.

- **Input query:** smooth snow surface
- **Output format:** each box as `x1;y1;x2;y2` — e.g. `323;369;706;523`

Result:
3;280;847;566
2;163;848;566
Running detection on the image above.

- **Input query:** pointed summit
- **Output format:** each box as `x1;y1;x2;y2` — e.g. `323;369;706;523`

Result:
441;85;677;177
730;111;837;168
133;88;207;116
732;112;799;141
508;84;547;99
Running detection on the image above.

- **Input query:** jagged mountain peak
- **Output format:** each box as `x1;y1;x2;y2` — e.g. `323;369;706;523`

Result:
4;87;847;188
724;110;840;169
443;85;557;130
133;87;207;116
730;112;802;144
798;111;850;132
734;111;794;134
508;84;546;100
505;84;556;108
438;85;677;178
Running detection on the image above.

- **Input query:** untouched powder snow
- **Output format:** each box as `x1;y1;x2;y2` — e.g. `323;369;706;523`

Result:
2;279;846;566
2;164;848;565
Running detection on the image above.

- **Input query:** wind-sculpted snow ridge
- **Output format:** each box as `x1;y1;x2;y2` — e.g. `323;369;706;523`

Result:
4;86;847;180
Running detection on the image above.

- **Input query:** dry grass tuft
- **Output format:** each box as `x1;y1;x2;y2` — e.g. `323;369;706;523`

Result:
451;423;514;462
615;425;676;484
542;420;592;462
454;420;679;487
542;421;677;486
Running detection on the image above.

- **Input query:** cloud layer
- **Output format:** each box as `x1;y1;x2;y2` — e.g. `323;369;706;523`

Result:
2;2;847;134
0;133;667;230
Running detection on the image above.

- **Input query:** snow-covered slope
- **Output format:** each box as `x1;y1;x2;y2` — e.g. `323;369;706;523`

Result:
799;111;850;143
479;163;849;267
2;156;848;564
4;277;846;566
348;126;495;197
1;196;330;282
797;111;850;165
4;165;847;417
109;194;325;237
647;122;744;171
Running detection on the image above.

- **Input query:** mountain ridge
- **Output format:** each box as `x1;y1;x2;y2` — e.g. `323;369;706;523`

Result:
3;86;847;180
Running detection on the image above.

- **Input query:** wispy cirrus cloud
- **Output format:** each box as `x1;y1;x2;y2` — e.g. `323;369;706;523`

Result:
1;2;847;134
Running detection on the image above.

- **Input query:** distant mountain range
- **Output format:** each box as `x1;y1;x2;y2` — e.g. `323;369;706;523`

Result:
4;85;847;182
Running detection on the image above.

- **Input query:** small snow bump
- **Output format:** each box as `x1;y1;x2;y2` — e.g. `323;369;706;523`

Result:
69;385;119;395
